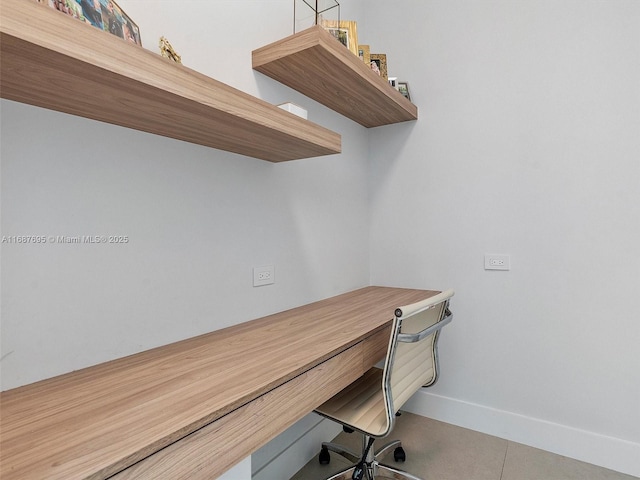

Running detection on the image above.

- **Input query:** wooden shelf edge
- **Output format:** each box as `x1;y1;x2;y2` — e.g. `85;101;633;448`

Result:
252;25;418;128
0;0;341;162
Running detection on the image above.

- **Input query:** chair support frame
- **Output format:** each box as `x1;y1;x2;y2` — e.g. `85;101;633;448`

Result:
381;301;453;438
316;291;455;480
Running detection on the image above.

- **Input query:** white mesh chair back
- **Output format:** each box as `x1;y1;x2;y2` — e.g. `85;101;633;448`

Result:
382;289;454;431
313;289;454;439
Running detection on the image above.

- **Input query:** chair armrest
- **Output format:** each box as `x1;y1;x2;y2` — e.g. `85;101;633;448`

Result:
397;307;453;343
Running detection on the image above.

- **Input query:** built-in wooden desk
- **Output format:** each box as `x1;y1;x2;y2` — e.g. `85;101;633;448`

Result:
0;286;438;479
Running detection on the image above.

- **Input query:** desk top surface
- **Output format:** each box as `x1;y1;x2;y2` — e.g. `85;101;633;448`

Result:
0;286;437;479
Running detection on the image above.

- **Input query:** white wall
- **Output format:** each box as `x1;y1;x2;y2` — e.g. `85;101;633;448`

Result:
2;0;639;478
0;1;369;392
0;2;371;477
362;0;640;476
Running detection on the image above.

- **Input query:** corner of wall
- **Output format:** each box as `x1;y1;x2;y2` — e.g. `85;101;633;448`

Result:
403;391;640;478
252;415;341;480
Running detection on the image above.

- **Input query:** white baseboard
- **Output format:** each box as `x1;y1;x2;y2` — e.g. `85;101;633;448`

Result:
403;390;640;478
252;415;342;480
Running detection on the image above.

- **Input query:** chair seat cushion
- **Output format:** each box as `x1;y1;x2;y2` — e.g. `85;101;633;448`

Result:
314;367;390;437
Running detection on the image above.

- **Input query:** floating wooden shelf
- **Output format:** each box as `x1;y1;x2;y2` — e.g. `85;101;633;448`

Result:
252;26;418;128
0;0;341;162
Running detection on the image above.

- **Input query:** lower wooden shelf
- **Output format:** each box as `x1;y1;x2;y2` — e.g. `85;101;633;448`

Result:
0;0;341;162
110;343;367;479
0;287;436;480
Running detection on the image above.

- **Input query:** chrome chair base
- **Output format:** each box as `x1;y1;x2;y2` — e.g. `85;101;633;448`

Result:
320;437;423;480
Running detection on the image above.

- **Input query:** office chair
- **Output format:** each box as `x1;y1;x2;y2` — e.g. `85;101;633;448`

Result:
314;289;454;480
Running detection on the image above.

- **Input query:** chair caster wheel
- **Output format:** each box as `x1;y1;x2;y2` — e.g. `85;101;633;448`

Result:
319;446;330;464
394;446;406;462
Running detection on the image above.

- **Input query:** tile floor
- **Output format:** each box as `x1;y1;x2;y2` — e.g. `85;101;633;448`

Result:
290;412;637;480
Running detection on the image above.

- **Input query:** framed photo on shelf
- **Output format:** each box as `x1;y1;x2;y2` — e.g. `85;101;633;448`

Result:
398;81;411;101
323;20;359;56
103;0;141;45
370;53;388;80
358;44;370;65
40;0;142;46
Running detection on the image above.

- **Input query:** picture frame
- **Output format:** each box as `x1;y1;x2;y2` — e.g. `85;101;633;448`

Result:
370;53;388;81
358;44;370;65
323;20;359;56
397;81;411;101
388;77;398;90
40;0;142;46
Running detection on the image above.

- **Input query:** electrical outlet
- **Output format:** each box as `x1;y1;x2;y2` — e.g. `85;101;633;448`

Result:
253;265;274;286
484;254;510;271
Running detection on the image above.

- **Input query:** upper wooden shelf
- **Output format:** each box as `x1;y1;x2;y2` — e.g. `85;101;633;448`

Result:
252;26;418;128
0;0;341;162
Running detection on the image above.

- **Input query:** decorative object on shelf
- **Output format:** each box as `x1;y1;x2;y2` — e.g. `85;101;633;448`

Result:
322;19;358;56
370;53;387;80
39;0;141;46
159;36;182;64
294;0;340;33
398;82;411;101
277;102;308;119
388;77;398;89
358;44;370;64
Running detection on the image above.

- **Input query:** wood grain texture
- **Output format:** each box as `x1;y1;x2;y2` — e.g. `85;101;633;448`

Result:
362;324;393;369
0;0;341;162
110;343;366;480
252;26;418;128
0;286;438;479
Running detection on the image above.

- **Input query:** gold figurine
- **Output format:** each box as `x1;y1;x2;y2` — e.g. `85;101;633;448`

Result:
159;36;181;64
